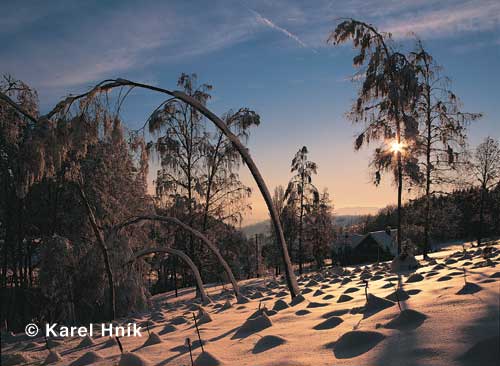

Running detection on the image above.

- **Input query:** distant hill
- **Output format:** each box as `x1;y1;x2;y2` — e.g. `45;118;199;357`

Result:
242;207;379;238
334;206;380;216
242;220;270;238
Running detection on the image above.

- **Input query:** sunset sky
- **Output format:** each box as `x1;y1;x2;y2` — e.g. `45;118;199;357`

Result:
2;0;499;225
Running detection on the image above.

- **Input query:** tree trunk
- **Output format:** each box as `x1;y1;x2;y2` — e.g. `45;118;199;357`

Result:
130;247;210;304
397;151;403;255
298;178;304;274
396;123;403;256
478;187;486;246
116;215;242;299
77;184;116;321
173;90;299;298
423;83;432;258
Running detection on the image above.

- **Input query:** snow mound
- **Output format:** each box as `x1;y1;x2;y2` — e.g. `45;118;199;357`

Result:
43;350;62;365
171;316;187;325
385;288;410;302
307;301;328;308
295;309;311;316
337;294;353;303
46;339;63;348
313;289;324;297
343;287;360;294
197;307;213;325
406;273;424;283
313;316;343;330
252;335;287;354
383;309;427;330
23;341;40;350
391;254;419;272
321;309;349;318
456;282;482;295
250;291;264;299
458;336;499;366
236;295;250;304
360;273;372;280
248;306;273;320
233;313;272;339
340;278;352;285
289;294;306;306
2;352;31;366
194;351;222;366
220;299;232;311
101;337;117;348
118;352;150;366
305;279;319;287
329;331;385;359
69;351;103;366
352;294;395;318
272;299;289;311
142;332;162;348
159;324;177;335
323;294;334;300
76;335;95;348
437;275;452;282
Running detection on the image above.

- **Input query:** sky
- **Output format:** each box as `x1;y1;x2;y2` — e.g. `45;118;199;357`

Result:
1;0;499;225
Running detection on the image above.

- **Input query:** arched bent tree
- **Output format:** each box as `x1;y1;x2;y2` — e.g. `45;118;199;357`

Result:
128;247;210;304
1;78;300;299
115;214;242;300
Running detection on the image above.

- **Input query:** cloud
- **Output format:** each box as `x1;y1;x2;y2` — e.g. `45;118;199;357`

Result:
381;0;500;38
0;1;259;100
249;8;311;49
2;0;498;103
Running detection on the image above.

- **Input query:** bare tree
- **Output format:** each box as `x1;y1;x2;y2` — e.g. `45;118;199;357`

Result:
410;42;481;257
470;137;500;245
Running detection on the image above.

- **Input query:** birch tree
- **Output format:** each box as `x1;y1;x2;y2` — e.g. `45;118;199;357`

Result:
328;19;421;255
410;43;481;257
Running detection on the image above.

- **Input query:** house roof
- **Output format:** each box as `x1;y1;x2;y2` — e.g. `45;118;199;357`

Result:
358;229;398;255
333;233;364;249
333;229;398;255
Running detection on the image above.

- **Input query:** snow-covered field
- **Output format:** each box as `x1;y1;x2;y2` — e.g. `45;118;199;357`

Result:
2;242;499;366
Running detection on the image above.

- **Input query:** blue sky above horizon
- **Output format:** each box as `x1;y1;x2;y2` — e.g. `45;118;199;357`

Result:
1;0;499;224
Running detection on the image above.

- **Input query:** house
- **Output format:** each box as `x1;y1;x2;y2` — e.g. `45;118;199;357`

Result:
333;229;397;265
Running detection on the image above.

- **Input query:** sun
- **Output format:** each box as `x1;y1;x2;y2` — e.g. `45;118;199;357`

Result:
390;141;404;153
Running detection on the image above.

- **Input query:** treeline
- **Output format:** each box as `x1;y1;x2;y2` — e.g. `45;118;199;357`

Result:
351;185;500;251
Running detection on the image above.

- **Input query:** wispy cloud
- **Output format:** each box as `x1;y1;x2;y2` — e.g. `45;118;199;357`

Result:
0;1;258;99
249;8;311;50
2;0;498;103
382;0;500;38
